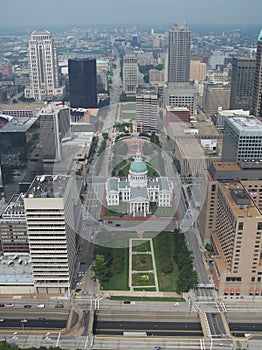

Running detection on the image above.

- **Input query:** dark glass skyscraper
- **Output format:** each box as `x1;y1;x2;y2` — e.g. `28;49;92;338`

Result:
230;57;256;110
68;58;97;108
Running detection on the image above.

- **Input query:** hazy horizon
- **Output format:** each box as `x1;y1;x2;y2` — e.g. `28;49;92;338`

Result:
1;0;262;28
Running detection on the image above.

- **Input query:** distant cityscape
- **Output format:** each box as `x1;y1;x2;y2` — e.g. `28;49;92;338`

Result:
0;22;262;349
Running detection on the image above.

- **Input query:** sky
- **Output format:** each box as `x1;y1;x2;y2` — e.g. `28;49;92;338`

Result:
1;0;262;27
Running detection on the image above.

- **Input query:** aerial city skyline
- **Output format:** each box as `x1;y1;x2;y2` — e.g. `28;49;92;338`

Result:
0;7;262;349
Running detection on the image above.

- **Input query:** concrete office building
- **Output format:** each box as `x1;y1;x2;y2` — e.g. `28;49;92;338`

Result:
68;58;97;109
164;83;197;114
202;83;230;116
135;87;158;132
251;30;262;118
0;193;29;254
123;55;138;94
24;30;64;101
190;60;207;82
168;23;191;83
37;103;71;162
216;107;250;131
222;115;262;162
230;57;256;110
24;175;79;295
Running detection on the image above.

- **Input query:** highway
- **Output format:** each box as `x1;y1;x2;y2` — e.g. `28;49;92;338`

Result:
0;318;66;329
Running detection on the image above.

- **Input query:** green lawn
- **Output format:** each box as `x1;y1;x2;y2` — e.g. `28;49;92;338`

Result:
153;232;179;292
132;272;155;286
132;254;153;271
132;240;151;252
102;248;129;290
133;287;157;292
104;205;126;217
120;102;136;111
120;112;136;120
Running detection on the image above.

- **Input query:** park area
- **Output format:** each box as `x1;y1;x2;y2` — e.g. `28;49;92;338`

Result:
91;231;197;297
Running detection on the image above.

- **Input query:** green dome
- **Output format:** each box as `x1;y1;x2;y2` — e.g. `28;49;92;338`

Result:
129;160;148;173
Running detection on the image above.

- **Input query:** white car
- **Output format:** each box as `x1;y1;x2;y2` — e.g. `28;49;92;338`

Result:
37;304;45;308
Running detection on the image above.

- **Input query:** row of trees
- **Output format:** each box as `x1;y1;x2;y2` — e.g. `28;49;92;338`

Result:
173;231;198;294
91;245;126;283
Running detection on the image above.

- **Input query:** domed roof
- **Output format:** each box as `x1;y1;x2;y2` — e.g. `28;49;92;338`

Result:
129;151;148;173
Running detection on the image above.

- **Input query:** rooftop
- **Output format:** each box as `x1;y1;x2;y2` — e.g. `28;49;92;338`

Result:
25;175;70;199
1;193;25;218
220;182;261;218
0;254;33;285
227;116;262;132
0;116;39;133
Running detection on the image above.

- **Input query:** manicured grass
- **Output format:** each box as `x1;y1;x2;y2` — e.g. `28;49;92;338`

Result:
153;232;179;292
153;206;175;217
102;248;129;291
120;112;136;120
108;296;185;302
132;272;155;286
132;240;151;252
150;154;165;176
120;102;136;111
104;202;127;217
133;287;157;292
132;254;153;271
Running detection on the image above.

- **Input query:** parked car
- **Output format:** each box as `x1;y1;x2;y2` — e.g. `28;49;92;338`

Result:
37;304;45;308
55;303;64;308
0;304;5;307
24;304;32;308
123;300;131;304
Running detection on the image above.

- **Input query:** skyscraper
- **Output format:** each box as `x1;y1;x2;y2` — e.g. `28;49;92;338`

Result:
230;57;256;110
251;30;262;118
123;55;138;94
168;23;191;83
24;30;64;101
68;58;97;109
135;86;158;132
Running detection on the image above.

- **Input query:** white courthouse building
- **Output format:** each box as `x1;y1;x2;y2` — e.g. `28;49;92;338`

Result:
106;151;173;217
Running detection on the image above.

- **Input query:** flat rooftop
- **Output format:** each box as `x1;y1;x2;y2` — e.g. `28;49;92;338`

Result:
212;161;241;172
0;254;33;284
1;193;25;218
0;116;39;133
228;116;262;132
220;182;261;218
25;175;69;199
0;102;46;111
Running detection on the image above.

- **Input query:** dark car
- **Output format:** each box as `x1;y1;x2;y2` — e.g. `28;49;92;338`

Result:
38;317;46;321
116;223;121;227
55;303;64;308
0;304;5;307
75;288;81;293
24;304;32;308
123;300;131;304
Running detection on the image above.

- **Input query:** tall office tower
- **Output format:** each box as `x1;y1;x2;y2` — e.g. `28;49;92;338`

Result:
0;194;29;254
123;55;138;94
38;103;71;162
135;87;158;132
168;23;191;83
251;30;262;118
24;30;64;101
222;115;262;162
68;58;97;109
230;57;256;110
24;175;78;295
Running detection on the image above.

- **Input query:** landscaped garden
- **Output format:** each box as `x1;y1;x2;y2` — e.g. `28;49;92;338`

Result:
132;272;155;286
132;240;151;252
132;254;153;271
